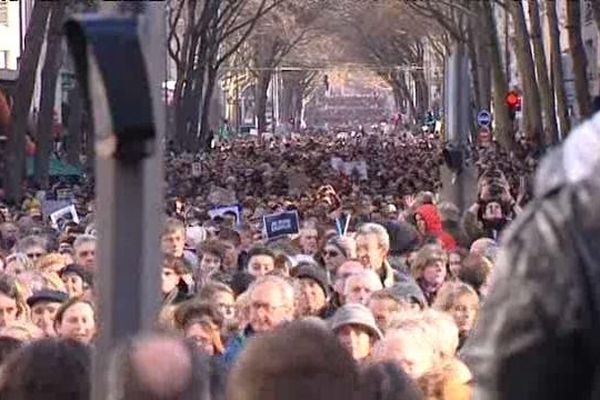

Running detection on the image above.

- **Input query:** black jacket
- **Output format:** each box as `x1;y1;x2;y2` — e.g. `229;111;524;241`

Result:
463;175;600;399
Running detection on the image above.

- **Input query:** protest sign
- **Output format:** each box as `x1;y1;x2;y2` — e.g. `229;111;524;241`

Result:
263;210;300;240
208;204;242;225
50;204;80;230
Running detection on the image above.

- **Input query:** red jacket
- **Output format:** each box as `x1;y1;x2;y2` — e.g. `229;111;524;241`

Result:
416;204;457;251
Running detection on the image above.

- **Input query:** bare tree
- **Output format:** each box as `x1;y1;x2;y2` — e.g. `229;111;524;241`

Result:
527;0;558;146
566;0;592;119
545;0;571;137
243;0;330;134
4;1;53;203
507;0;543;148
167;0;284;150
34;0;69;189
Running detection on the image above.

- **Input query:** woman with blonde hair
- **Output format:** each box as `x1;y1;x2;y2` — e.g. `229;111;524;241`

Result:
0;274;29;328
434;281;480;349
34;253;68;275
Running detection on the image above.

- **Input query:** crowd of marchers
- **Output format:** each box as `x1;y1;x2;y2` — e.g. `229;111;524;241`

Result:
0;128;539;399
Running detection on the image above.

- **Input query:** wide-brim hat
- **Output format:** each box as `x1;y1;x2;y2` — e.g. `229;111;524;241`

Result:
330;303;383;340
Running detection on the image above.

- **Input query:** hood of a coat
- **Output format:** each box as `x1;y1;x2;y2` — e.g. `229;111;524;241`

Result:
416;204;444;234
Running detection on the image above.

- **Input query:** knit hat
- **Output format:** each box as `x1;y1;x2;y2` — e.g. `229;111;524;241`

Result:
26;289;69;307
293;265;330;297
330;303;383;340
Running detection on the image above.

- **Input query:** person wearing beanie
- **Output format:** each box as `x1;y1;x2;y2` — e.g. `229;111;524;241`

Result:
293;265;334;319
26;289;69;337
414;204;457;251
330;303;383;363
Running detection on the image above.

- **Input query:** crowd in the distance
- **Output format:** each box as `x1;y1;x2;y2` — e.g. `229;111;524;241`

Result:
0;129;536;399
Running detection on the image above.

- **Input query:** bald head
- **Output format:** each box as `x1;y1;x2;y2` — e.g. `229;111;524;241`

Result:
109;335;214;400
130;337;192;398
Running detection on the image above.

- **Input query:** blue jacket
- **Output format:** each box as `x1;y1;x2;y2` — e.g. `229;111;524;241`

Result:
222;326;254;366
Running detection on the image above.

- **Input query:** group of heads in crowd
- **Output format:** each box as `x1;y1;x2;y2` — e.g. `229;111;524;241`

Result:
0;130;536;399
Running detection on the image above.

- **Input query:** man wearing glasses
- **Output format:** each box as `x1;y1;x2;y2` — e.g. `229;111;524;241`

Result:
223;275;294;365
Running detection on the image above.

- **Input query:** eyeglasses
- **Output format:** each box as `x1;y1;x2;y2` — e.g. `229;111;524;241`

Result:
324;250;340;258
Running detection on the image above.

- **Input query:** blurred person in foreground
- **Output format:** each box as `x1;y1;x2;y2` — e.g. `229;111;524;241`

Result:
228;321;359;400
107;334;223;400
464;110;600;399
0;338;91;400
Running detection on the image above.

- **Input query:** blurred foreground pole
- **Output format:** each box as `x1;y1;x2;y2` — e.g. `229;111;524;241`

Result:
65;1;165;399
441;44;476;211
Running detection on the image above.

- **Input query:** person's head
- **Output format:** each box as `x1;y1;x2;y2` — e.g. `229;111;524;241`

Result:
60;264;93;298
106;334;216;400
469;237;497;258
175;300;225;356
356;223;390;272
34;253;68;275
447;248;468;278
0;274;25;328
299;221;319;255
73;234;96;270
293;265;330;316
26;290;69;337
419;309;460;359
0;338;91;400
228;321;360;400
197;281;236;321
374;323;437;379
3;253;33;277
368;290;410;333
344;269;383;305
417;360;472;400
16;235;47;263
197;240;226;275
161;218;186;259
331;303;383;362
322;237;351;273
434;282;480;338
161;256;189;296
246;246;276;277
0;336;22;366
458;254;493;297
360;362;424;400
0;222;18;251
334;260;364;296
54;298;96;344
248;276;295;333
412;245;447;288
218;228;241;270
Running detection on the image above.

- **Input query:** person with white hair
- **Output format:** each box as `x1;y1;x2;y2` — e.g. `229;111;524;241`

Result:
223;276;295;365
373;319;438;379
343;269;383;306
355;223;401;288
73;235;96;270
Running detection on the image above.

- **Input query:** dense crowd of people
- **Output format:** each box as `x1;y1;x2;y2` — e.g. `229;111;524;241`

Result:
0;128;540;399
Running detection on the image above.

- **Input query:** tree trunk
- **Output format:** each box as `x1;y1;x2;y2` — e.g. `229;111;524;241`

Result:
481;0;514;151
546;0;571;137
66;84;83;166
528;0;558;146
255;70;272;134
474;12;492;111
4;1;52;203
509;0;544;149
199;65;218;151
566;0;592;119
34;1;67;189
466;31;481;112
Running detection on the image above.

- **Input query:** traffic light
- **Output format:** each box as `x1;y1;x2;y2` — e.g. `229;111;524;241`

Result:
506;91;521;120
